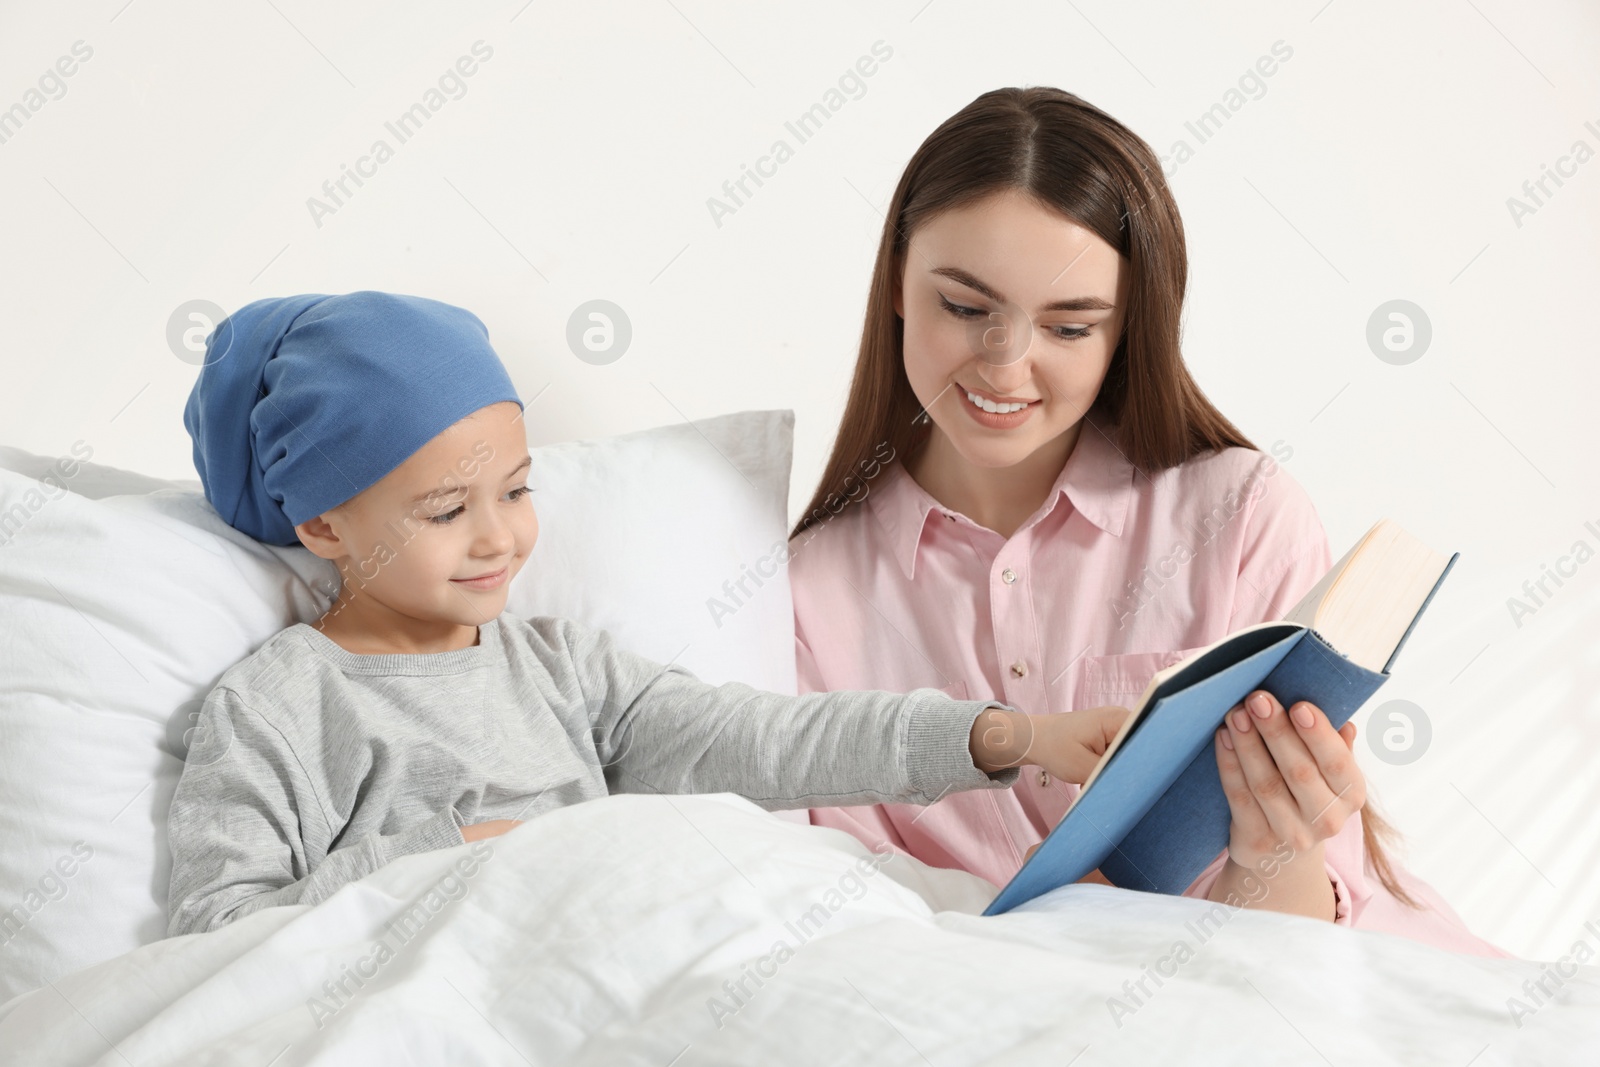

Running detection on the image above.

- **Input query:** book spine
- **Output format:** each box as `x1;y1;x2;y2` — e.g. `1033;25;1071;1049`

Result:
1383;551;1459;674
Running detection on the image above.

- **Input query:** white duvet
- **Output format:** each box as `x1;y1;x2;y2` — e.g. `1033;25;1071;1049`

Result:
2;794;1595;1066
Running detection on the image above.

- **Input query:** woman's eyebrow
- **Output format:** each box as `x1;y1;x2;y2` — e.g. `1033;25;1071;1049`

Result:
930;265;1115;312
503;455;532;479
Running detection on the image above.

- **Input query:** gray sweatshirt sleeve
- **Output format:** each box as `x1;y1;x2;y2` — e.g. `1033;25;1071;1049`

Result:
550;617;1022;808
165;686;467;938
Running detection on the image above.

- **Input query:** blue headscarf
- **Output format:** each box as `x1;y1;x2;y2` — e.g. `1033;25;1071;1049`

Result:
183;292;523;546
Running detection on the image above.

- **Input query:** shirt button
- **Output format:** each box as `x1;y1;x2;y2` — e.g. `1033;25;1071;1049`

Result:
1038;769;1051;787
1001;567;1017;584
1010;660;1027;677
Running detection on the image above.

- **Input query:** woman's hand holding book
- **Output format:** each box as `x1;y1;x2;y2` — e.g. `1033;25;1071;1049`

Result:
1206;688;1364;920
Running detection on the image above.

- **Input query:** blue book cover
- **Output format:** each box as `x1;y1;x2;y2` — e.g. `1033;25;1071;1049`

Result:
982;539;1458;916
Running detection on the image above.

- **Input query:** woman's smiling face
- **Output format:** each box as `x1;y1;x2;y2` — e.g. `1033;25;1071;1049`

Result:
895;189;1130;469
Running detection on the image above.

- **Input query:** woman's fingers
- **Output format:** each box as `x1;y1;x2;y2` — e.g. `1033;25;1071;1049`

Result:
1217;690;1370;866
1227;690;1365;845
1290;703;1366;825
1224;693;1324;849
1240;691;1338;817
1215;724;1272;848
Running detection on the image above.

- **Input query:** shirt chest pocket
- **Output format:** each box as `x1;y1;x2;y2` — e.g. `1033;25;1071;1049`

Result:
1054;647;1209;713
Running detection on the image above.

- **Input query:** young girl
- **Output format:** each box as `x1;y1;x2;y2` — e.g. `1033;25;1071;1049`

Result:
164;290;1128;938
787;87;1511;957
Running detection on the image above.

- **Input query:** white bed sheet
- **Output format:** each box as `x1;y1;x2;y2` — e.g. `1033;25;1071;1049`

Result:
1;793;1594;1066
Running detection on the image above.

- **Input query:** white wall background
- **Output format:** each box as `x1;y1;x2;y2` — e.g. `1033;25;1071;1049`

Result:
0;0;1595;961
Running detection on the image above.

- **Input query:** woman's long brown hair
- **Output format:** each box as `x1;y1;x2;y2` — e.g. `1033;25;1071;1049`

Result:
791;85;1419;908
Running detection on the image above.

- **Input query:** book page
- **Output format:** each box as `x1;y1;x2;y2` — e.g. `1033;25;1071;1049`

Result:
1283;523;1376;628
1314;522;1447;671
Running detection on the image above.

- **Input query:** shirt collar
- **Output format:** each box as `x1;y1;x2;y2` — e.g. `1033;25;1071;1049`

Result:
868;412;1136;581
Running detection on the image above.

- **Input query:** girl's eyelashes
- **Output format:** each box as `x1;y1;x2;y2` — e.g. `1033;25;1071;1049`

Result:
935;292;1091;341
427;486;535;525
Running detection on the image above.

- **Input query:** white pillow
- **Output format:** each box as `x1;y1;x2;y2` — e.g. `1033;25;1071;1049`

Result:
0;409;797;1006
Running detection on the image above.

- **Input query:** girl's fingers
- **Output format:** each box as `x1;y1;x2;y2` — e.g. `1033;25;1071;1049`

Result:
1240;691;1339;818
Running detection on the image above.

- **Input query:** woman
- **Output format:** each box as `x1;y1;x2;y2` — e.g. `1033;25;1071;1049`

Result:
787;86;1508;956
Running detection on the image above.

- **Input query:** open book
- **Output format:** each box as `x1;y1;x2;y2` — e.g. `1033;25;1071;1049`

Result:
982;519;1458;916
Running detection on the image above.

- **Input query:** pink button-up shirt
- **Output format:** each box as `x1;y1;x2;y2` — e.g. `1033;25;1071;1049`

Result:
789;413;1511;957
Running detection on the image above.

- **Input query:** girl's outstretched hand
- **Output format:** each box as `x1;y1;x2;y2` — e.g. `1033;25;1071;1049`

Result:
1214;689;1365;871
460;819;523;844
969;704;1130;786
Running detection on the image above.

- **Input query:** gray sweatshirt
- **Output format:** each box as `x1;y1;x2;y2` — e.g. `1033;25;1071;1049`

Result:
166;613;1021;937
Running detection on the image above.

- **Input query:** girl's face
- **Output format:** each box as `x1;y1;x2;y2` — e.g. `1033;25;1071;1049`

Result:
895;189;1130;470
297;401;538;634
